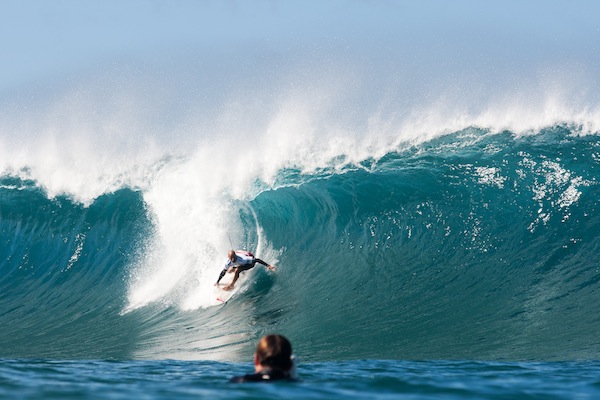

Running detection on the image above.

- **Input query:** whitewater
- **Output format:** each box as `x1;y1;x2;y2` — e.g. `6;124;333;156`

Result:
2;5;600;396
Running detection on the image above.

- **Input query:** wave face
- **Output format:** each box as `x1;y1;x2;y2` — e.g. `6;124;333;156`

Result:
251;127;600;361
0;183;149;358
1;126;599;361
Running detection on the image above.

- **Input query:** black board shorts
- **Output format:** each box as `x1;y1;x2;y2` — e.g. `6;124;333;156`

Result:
236;262;256;273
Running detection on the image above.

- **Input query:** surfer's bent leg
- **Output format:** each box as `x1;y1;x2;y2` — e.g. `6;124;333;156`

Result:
228;262;256;288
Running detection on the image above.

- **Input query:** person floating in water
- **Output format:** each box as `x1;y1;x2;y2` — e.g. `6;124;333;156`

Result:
230;334;297;383
215;249;275;291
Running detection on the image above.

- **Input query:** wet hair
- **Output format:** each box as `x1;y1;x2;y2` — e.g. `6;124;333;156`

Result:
256;334;293;371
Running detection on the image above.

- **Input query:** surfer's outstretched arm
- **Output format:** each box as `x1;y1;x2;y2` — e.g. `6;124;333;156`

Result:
255;258;276;271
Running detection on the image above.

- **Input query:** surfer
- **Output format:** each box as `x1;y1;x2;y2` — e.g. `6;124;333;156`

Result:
214;249;275;291
230;334;297;383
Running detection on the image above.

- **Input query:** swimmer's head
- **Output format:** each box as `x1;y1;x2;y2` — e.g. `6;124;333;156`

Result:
254;334;293;372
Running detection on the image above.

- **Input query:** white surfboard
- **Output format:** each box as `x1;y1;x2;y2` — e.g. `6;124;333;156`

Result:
210;274;241;305
213;285;236;304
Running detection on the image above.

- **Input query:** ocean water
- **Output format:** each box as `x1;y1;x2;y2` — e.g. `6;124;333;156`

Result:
2;359;600;399
1;127;600;398
2;3;600;396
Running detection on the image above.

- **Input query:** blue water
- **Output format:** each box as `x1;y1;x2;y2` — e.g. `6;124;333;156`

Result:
2;359;600;399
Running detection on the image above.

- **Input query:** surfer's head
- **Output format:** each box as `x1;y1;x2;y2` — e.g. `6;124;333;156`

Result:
254;334;293;373
228;250;236;262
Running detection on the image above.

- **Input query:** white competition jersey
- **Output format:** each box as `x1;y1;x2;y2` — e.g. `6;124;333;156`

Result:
222;250;255;270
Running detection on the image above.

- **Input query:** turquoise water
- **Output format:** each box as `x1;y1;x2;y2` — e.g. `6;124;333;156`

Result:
1;128;600;397
2;128;600;361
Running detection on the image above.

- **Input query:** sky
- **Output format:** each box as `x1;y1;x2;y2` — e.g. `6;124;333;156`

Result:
1;0;599;94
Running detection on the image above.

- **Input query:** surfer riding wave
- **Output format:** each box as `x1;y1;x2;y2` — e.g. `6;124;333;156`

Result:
215;250;276;291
